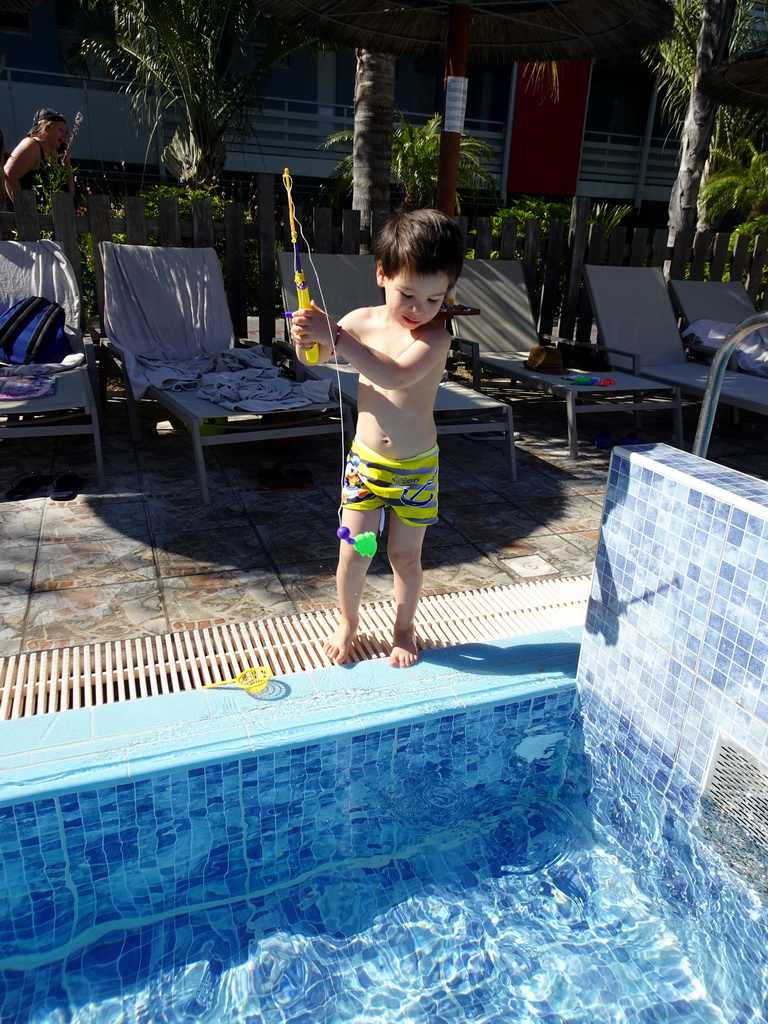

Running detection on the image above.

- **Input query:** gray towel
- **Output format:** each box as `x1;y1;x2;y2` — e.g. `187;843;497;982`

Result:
100;244;236;398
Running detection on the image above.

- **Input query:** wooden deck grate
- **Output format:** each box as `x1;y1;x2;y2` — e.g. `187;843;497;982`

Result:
0;576;591;720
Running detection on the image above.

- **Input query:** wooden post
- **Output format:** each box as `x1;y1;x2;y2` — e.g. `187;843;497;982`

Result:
51;192;81;293
313;206;333;252
191;200;214;248
710;232;730;281
88;193;113;318
629;227;648;267
435;2;471;217
158;198;181;247
607;226;626;266
341;208;361;254
669;229;693;279
225;201;247;339
747;234;768;306
650;227;669;267
574;223;605;343
12;190;40;240
558;196;590;340
522;218;540;314
498;218;518;260
124;196;149;245
539;220;565;338
474;216;493;260
730;233;751;282
258;173;276;346
690;230;712;280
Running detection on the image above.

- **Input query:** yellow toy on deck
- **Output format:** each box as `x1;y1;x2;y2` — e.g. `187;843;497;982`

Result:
203;666;272;694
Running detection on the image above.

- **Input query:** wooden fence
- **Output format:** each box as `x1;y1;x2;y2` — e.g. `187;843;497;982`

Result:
3;174;767;350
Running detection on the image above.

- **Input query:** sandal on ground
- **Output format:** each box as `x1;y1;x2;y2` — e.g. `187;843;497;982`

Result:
51;471;83;502
4;473;53;501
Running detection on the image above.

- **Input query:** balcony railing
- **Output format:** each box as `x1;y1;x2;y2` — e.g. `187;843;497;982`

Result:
1;66;679;201
577;130;680;203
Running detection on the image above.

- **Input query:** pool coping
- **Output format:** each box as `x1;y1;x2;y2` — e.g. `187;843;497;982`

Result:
0;628;582;806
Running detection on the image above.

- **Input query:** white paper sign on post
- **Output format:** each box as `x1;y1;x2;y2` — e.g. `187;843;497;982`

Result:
444;76;468;134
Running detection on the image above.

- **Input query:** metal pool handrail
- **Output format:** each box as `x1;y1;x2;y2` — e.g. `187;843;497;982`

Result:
692;311;768;459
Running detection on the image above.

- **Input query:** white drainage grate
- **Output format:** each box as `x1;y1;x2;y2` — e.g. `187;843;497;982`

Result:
0;575;591;720
701;736;768;897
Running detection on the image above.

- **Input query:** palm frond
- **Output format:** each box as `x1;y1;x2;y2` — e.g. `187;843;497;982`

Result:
322;110;497;210
78;0;309;186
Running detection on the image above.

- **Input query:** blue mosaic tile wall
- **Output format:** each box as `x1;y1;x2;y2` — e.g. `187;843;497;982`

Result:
578;443;768;802
0;689;581;1004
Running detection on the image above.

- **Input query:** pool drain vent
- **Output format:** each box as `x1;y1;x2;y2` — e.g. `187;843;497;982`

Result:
701;736;768;898
0;575;590;719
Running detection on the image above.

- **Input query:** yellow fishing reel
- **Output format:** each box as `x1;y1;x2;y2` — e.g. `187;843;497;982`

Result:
283;166;319;363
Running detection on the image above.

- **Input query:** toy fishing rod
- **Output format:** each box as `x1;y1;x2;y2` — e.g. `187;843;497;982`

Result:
282;167;318;364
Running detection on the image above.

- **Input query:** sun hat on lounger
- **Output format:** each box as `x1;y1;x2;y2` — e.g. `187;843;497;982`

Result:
523;344;565;374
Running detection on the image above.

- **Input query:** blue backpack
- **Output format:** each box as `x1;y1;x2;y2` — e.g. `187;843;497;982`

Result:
0;296;72;365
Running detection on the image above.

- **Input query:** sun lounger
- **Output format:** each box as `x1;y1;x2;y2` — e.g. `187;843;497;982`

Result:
277;252;381;326
0;240;105;487
276;252;517;478
451;260;683;458
100;242;345;503
585;265;768;418
668;278;756;327
668;278;767;375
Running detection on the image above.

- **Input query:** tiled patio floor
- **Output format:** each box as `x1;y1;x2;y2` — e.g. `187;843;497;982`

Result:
2;374;768;659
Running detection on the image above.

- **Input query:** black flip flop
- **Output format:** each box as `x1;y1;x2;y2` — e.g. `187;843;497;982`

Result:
4;473;53;501
51;471;83;502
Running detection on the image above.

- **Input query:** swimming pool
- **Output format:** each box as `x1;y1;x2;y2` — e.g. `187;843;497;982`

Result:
0;628;764;1023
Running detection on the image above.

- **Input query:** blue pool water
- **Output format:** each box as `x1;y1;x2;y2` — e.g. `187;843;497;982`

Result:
0;635;765;1022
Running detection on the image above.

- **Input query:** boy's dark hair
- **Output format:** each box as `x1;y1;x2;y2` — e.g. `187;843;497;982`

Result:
374;207;465;287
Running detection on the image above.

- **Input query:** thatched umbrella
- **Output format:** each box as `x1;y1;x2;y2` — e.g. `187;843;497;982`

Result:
0;0;44;10
699;45;768;110
257;0;675;213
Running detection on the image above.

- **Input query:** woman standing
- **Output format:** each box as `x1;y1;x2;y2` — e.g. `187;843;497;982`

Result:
3;108;75;200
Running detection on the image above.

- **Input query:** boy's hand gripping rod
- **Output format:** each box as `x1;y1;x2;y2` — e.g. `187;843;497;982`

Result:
283;167;318;363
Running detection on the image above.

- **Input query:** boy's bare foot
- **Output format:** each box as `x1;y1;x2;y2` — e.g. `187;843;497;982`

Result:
390;629;419;668
323;618;358;665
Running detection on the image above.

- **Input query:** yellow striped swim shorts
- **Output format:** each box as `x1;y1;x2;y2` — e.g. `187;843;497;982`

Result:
341;437;439;526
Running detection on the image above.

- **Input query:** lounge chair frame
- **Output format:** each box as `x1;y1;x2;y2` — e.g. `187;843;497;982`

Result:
451;260;683;458
585;265;768;421
668;278;758;372
100;242;346;504
0;240;105;487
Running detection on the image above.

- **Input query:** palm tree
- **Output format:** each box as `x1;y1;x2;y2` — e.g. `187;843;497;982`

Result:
700;139;768;223
323;112;497;210
350;50;395;248
644;0;767;235
78;0;304;187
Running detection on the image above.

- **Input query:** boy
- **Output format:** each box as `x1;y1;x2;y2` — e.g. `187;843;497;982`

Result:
290;207;465;668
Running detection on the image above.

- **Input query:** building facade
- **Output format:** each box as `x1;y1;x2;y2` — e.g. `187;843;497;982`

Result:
1;0;678;216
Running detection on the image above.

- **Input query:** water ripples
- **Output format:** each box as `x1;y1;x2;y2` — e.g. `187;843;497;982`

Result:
36;804;732;1024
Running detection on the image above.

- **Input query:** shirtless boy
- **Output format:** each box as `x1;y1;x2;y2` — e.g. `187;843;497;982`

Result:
290;207;465;668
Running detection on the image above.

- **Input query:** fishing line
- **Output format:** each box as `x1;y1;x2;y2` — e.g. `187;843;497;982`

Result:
282;168;378;556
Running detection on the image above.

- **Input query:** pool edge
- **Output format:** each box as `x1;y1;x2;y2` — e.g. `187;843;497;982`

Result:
0;628;582;806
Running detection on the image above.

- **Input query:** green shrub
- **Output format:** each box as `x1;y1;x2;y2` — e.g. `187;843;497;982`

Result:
493;196;571;234
493;196;631;236
731;216;768;252
138;183;229;220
